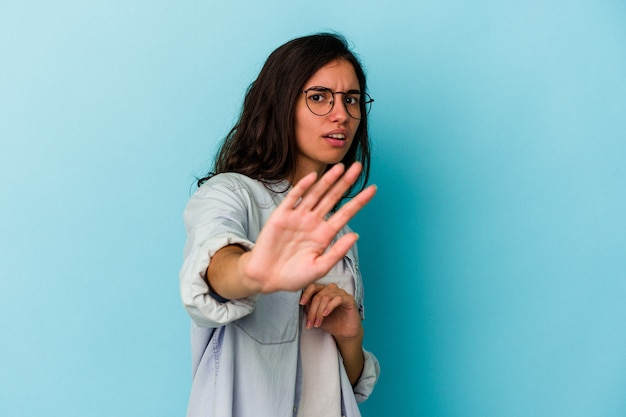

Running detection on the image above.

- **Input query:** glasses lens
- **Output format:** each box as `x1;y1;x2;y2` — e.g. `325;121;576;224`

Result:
344;93;372;120
305;89;332;116
343;93;362;120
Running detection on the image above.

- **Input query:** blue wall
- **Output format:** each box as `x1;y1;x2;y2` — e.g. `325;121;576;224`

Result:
1;1;625;416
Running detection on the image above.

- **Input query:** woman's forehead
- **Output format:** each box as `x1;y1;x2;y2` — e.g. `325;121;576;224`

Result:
304;59;360;90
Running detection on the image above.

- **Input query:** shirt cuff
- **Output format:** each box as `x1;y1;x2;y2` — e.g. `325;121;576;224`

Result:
353;348;380;403
180;234;258;327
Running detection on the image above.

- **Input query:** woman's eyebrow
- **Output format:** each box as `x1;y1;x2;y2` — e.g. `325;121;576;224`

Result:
306;86;362;94
306;85;332;91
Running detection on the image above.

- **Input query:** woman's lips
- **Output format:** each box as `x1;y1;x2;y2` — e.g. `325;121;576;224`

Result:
323;132;348;147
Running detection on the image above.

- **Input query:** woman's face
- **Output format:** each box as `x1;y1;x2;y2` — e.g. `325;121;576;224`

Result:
293;59;361;182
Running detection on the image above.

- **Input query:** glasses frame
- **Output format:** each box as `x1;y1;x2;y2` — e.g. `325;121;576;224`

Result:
301;87;374;120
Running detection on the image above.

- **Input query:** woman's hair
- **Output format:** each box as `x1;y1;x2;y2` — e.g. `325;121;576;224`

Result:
198;33;371;196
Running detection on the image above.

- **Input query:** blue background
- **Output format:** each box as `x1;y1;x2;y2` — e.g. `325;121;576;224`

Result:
2;1;626;416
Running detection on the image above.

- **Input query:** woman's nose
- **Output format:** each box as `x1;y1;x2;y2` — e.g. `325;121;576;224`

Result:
329;97;349;122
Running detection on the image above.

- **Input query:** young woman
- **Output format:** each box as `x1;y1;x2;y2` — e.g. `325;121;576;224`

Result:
180;33;380;417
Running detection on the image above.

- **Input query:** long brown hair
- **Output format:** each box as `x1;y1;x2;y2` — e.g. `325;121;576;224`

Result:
198;33;371;196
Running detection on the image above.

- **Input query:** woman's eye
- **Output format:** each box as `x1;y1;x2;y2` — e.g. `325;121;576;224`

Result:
309;92;329;102
307;88;332;102
345;96;360;105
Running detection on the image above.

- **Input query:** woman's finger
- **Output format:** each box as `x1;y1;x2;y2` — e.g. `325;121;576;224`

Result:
295;163;345;212
314;232;359;273
300;283;323;305
281;171;318;210
315;293;339;325
305;289;325;328
321;294;345;317
311;294;345;327
304;284;341;328
312;162;363;216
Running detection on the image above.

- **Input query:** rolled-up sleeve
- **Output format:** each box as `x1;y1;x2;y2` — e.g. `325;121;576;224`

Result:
179;178;258;328
353;348;380;403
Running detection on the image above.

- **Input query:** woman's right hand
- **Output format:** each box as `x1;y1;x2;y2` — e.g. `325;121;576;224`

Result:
239;162;376;294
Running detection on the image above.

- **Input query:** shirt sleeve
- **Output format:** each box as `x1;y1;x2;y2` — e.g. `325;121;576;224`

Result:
179;177;259;328
341;230;380;401
353;347;380;403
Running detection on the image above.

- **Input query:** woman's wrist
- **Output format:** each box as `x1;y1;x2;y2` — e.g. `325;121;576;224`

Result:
239;251;276;295
334;324;364;349
208;246;263;300
334;324;365;386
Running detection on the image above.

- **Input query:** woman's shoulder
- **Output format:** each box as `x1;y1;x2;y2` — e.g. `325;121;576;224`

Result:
199;172;259;190
194;172;290;202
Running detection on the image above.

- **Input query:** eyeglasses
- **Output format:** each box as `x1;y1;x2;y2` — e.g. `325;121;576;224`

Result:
301;87;374;120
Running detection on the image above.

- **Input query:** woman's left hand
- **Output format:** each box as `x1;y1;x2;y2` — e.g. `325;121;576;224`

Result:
299;283;363;340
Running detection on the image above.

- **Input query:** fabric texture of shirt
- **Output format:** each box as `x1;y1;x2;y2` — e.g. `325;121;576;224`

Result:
179;172;380;417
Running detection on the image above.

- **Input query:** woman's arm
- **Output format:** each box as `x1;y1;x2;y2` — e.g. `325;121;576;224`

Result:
335;327;365;386
206;244;258;300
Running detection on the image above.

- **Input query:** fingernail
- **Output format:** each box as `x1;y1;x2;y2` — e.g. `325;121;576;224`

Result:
314;319;321;327
306;321;312;329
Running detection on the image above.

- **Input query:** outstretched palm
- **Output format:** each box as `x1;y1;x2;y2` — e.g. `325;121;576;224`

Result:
244;162;376;293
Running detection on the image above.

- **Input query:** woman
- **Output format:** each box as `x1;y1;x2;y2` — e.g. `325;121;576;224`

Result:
180;33;380;417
